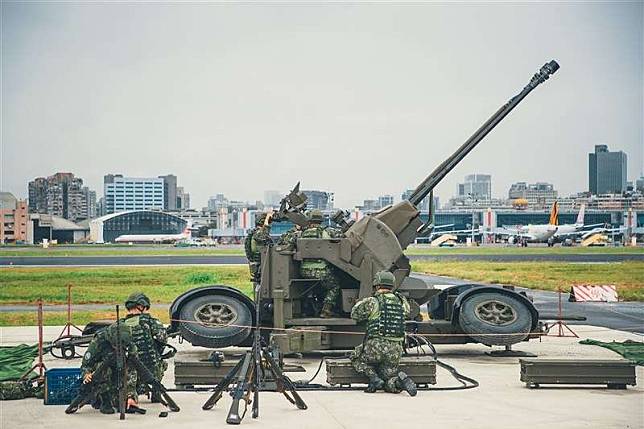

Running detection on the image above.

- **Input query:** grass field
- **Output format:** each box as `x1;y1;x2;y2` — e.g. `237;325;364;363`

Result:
1;261;642;326
412;261;644;301
0;309;171;327
0;266;252;305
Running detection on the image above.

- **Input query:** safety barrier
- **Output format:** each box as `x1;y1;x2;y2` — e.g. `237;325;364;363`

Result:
570;285;618;302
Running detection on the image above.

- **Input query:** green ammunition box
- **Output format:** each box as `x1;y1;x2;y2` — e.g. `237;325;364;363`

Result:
520;359;637;389
326;357;437;387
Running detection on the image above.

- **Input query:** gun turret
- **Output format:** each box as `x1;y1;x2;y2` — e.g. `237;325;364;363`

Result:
342;61;560;283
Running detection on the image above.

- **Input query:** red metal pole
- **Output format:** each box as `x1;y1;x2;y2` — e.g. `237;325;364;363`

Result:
37;299;44;380
66;284;72;336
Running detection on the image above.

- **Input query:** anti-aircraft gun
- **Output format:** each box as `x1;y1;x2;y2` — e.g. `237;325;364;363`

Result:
169;61;560;353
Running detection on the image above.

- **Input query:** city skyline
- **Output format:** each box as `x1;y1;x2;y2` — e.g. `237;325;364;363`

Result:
1;3;642;209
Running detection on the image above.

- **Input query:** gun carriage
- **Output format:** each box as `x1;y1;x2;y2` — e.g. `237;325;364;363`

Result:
169;61;560;354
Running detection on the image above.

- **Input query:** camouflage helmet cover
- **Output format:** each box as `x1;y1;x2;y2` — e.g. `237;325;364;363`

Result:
306;209;324;223
373;270;395;289
255;213;268;225
125;292;151;310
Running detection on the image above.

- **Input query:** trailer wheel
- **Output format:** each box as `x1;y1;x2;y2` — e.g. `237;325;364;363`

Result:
178;294;252;348
458;292;532;346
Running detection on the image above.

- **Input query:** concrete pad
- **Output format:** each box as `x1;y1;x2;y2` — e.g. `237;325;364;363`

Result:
1;325;642;429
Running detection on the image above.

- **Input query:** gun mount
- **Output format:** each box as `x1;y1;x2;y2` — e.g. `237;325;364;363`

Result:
170;61;559;353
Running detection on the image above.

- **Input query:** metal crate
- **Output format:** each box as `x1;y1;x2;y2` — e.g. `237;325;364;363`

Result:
326;357;436;387
520;359;636;389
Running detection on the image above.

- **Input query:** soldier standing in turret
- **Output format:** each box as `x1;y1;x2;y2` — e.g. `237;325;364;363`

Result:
244;212;273;282
350;271;417;396
299;209;343;318
121;292;168;403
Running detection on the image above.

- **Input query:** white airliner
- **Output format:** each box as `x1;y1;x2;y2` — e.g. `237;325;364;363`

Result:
494;202;560;244
115;225;191;244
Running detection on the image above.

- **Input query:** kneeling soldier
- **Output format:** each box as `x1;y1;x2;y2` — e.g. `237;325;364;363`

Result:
350;270;417;396
123;292;168;402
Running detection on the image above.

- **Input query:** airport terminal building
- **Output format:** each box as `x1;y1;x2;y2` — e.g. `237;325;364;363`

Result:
89;210;187;243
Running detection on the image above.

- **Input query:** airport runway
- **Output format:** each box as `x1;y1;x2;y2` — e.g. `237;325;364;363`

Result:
1;253;642;266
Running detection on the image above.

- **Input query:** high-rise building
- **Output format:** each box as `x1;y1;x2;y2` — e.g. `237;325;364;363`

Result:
96;197;106;217
588;145;628;194
28;172;91;222
82;187;97;219
636;176;644;193
159;174;178;210
208;194;228;211
103;175;164;214
508;182;558;208
302;190;334;211
176;187;190;210
457;174;492;200
0;192;29;244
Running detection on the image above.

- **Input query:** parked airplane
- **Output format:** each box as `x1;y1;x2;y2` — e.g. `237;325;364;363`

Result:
493;202;560;245
114;225;191;244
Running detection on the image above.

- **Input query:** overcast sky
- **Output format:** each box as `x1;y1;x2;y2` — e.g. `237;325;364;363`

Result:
1;2;642;209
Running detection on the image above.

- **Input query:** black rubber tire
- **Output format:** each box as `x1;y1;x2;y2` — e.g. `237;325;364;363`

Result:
458;292;533;346
178;294;252;348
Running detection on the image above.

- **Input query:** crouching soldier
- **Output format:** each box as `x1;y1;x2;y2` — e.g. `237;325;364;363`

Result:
350;270;417;396
122;292;168;402
67;323;139;415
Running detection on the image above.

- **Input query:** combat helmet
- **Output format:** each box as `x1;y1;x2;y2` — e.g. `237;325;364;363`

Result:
255;213;268;226
306;209;324;223
125;292;151;310
373;270;395;289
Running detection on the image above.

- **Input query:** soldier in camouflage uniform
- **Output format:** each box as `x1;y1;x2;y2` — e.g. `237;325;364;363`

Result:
244;212;273;282
80;323;139;414
277;224;302;251
350;271;417;396
122;292;168;403
299;209;344;318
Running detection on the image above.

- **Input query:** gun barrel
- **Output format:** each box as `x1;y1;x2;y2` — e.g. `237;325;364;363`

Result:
408;60;559;206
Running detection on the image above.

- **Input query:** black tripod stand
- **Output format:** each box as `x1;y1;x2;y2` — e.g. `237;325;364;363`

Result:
202;282;307;425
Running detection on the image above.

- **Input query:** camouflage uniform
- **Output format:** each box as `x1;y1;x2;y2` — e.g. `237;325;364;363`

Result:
123;313;168;396
277;226;300;251
0;380;42;400
299;220;344;317
80;325;138;412
244;214;272;282
350;273;414;394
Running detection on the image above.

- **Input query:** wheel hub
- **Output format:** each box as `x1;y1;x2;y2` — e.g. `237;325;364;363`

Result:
474;300;517;326
194;302;238;327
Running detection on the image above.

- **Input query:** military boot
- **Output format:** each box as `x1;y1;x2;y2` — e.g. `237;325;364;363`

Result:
364;375;385;393
396;371;417;397
99;394;115;414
